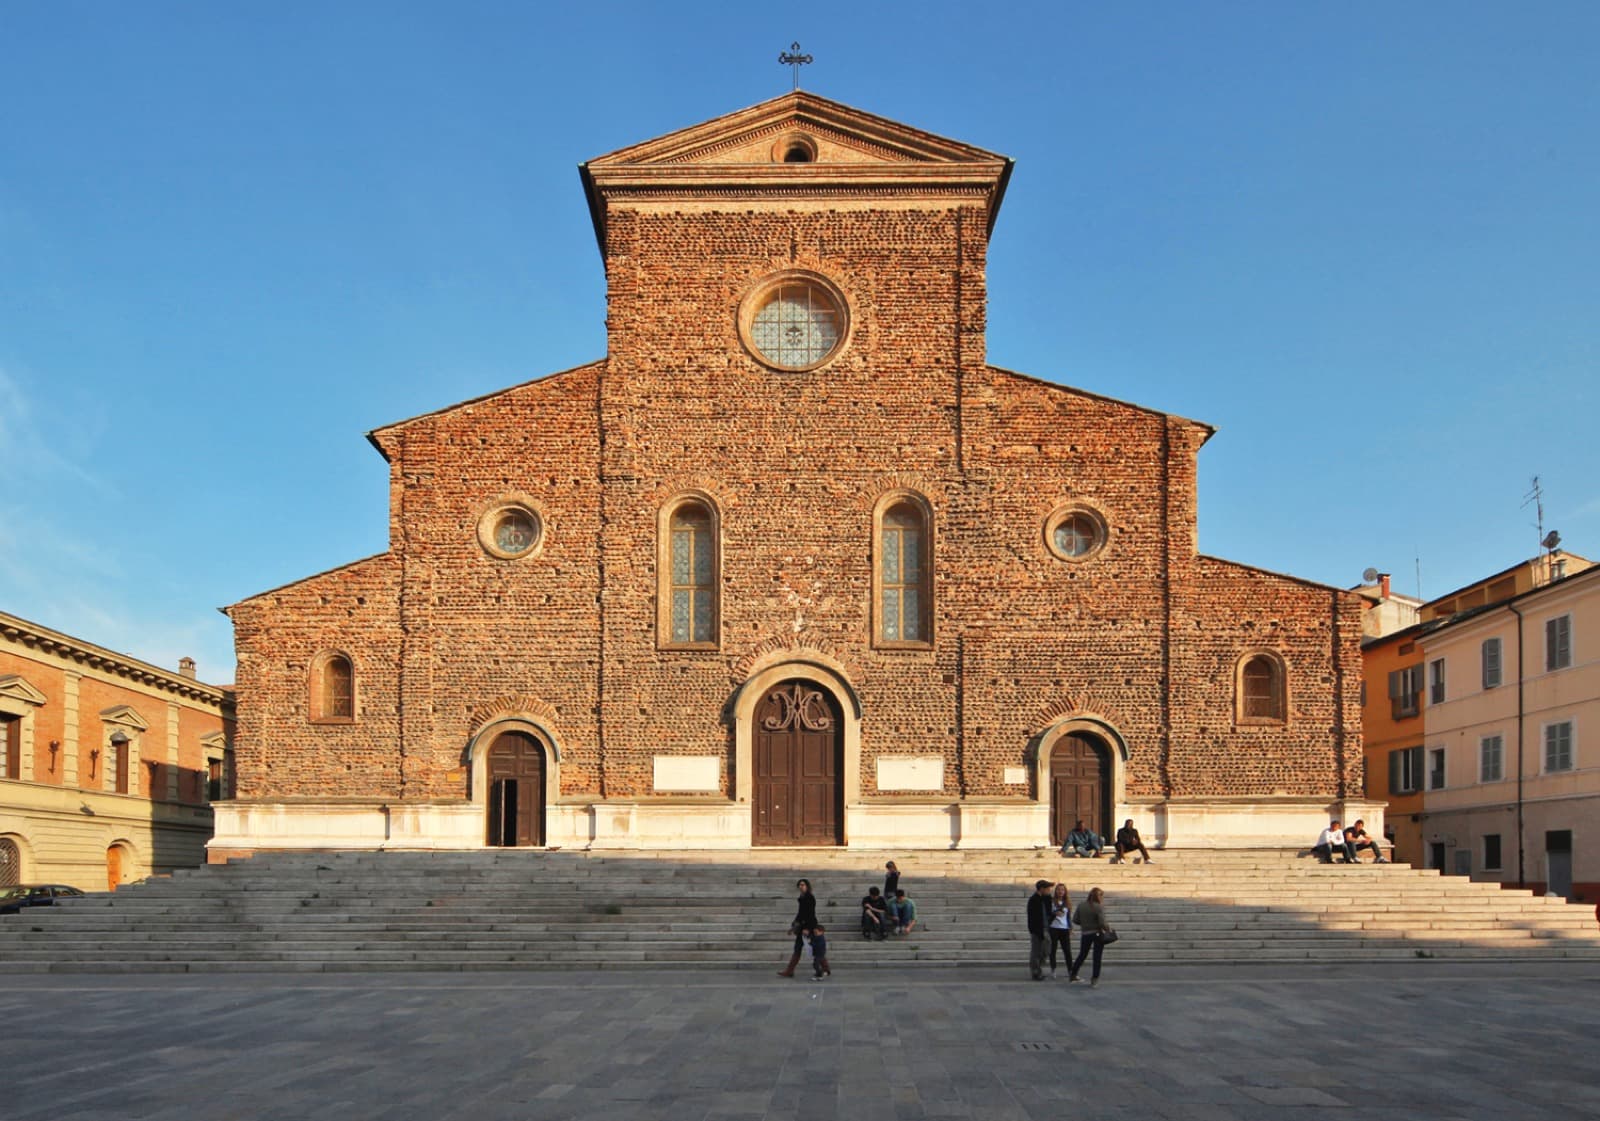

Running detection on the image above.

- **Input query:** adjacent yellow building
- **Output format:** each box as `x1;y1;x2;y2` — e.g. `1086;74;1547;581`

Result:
1;610;234;892
1414;560;1598;900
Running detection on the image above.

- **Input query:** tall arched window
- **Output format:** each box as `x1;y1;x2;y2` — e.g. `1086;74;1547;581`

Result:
1238;653;1287;724
311;652;356;722
659;498;719;648
875;497;932;647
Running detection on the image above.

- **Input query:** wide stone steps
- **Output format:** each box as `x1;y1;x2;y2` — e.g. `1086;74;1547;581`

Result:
2;848;1596;972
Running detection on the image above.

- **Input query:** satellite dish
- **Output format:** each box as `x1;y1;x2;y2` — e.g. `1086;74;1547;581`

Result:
1362;567;1380;584
1542;530;1561;551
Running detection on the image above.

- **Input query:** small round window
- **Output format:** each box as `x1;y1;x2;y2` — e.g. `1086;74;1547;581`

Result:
739;273;848;372
1046;506;1107;562
478;503;543;559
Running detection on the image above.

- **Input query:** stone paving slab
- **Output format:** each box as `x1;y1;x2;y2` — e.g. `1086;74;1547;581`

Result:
6;963;1599;1121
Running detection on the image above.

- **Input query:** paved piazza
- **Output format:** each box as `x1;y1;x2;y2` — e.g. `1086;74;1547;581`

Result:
8;963;1599;1120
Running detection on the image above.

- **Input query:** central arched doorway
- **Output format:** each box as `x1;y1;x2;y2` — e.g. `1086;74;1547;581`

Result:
1049;733;1110;846
485;731;546;847
753;680;843;846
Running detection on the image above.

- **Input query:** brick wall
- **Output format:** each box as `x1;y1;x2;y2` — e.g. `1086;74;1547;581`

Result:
230;189;1362;812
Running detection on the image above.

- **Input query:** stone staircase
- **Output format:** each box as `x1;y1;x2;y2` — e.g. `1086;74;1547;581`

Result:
2;848;1597;973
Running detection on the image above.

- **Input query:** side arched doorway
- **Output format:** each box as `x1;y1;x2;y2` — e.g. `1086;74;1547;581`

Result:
0;837;20;888
485;731;546;847
106;843;133;891
753;680;843;846
1049;734;1111;846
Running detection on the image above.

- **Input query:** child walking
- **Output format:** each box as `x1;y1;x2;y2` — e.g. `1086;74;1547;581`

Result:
810;924;831;979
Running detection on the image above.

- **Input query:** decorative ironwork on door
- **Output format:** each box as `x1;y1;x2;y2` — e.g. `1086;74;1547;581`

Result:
760;682;835;732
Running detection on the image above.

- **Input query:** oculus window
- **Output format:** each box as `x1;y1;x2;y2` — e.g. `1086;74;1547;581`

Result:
477;500;545;560
739;273;848;372
1045;505;1108;562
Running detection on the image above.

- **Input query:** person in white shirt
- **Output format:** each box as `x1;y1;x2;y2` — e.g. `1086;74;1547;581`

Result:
1312;821;1356;864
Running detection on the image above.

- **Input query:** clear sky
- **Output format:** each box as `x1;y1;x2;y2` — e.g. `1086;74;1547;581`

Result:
3;2;1596;684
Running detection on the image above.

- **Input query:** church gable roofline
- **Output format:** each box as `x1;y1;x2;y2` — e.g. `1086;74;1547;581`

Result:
580;91;1014;255
986;364;1216;443
223;553;393;616
364;359;606;462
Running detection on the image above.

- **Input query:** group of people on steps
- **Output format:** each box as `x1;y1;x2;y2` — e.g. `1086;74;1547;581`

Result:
776;859;1115;986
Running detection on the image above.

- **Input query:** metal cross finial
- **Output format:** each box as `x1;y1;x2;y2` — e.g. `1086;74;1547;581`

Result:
778;42;813;90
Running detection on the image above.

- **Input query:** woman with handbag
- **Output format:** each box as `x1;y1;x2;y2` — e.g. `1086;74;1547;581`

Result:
1068;886;1114;987
778;878;818;977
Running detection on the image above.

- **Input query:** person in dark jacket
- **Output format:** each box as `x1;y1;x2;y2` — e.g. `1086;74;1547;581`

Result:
778;878;818;977
1112;819;1153;864
861;886;890;940
1068;887;1110;986
1026;879;1054;980
883;860;901;926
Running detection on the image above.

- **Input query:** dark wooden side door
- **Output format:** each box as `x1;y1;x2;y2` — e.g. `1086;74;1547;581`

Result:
486;731;545;847
1049;734;1107;845
753;681;842;846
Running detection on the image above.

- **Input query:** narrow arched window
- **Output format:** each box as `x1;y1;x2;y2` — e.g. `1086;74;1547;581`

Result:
660;499;719;648
877;499;931;646
311;653;355;721
1239;654;1286;723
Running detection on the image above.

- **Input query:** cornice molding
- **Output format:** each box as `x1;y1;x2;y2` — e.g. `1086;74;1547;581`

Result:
0;611;232;706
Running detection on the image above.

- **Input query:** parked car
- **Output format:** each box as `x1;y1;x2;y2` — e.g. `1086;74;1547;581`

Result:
0;884;87;915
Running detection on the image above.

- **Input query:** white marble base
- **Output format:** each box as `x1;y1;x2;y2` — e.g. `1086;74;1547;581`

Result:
209;796;1388;856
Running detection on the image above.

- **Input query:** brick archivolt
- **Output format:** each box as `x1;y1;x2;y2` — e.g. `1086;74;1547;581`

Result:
466;695;563;756
1031;695;1132;758
645;474;736;511
727;634;864;704
858;472;944;512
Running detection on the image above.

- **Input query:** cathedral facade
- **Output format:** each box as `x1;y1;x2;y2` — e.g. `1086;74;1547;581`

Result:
216;93;1372;857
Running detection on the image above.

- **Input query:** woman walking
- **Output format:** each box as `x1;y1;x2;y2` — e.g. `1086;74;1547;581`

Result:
1068;886;1111;987
778;878;818;977
1047;882;1072;977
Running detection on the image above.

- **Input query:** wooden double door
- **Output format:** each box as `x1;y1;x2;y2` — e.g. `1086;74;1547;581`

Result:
753;681;843;846
1049;734;1110;846
486;731;546;847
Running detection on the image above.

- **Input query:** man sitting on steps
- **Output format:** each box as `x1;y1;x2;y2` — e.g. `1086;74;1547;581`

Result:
1061;821;1104;858
1344;820;1388;863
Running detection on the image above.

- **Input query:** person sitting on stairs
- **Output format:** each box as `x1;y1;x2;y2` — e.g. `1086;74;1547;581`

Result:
1344;820;1388;863
1311;821;1357;864
1111;819;1153;864
1061;821;1104;858
861;886;891;940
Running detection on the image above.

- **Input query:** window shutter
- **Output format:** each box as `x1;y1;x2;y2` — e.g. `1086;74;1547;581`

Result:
1388;670;1403;699
1388;750;1403;794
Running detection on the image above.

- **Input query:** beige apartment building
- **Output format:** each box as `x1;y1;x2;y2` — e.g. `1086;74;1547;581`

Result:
1414;561;1598;901
1;609;235;892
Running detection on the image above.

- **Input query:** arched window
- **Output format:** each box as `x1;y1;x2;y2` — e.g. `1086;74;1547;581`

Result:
311;652;355;722
875;497;932;647
659;498;719;648
1238;653;1287;724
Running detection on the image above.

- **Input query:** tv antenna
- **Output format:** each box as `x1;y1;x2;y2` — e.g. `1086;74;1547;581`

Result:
1523;476;1546;555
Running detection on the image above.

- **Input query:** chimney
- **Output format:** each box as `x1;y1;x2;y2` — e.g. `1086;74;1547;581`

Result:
1379;573;1391;599
179;657;196;680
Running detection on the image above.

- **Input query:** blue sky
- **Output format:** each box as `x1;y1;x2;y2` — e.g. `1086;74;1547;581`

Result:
3;2;1596;683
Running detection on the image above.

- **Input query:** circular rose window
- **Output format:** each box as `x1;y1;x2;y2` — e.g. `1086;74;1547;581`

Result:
739;273;848;372
477;503;543;559
1045;506;1108;562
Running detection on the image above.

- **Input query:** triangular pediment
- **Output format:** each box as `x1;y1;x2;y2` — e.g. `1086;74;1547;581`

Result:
580;92;1014;253
586;91;1007;169
99;704;149;732
0;674;47;708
